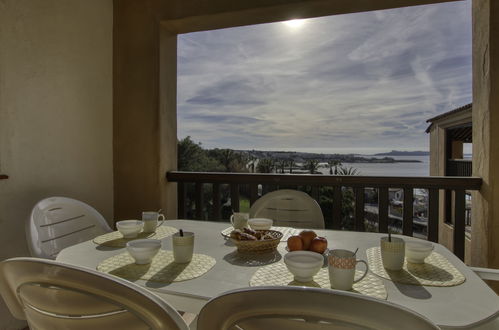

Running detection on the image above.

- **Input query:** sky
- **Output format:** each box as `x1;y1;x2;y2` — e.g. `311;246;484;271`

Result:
177;1;472;155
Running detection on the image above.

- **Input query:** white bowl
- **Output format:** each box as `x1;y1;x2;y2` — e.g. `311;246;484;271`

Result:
284;251;324;282
406;241;434;264
248;218;273;231
116;220;144;238
126;239;161;264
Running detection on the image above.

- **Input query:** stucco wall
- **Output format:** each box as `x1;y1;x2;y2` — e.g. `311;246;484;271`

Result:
0;1;113;328
472;0;499;293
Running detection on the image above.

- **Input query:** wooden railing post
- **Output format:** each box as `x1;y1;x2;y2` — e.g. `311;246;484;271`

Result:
403;188;414;236
428;188;439;242
231;183;240;212
311;186;320;202
212;183;221;220
453;189;466;260
195;182;203;220
178;182;186;219
355;187;365;231
250;183;258;206
332;186;342;230
262;184;269;196
378;187;389;233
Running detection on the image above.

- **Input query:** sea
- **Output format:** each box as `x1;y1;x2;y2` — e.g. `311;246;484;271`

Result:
316;155;430;177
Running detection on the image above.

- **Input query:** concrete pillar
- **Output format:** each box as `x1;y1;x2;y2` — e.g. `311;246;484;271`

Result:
159;27;179;220
114;1;177;221
471;0;499;275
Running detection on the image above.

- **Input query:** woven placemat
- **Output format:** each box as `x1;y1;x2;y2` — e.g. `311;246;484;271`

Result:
97;250;216;283
366;247;465;287
93;226;178;247
222;226;300;241
250;262;387;300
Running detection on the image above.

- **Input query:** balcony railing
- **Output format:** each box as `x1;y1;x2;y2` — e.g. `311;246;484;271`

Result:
447;159;472;176
167;171;482;260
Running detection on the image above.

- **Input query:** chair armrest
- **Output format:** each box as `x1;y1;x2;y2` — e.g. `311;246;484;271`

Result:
470;267;499;281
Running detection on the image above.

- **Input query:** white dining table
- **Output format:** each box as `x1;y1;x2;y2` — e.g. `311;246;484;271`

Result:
56;219;499;329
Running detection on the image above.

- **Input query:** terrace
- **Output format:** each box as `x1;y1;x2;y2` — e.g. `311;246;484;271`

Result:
1;0;499;328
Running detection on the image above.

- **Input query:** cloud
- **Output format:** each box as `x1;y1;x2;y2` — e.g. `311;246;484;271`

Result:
181;113;264;125
185;77;271;107
177;1;472;153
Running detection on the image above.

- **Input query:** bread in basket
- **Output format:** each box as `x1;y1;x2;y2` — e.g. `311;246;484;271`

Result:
230;228;283;253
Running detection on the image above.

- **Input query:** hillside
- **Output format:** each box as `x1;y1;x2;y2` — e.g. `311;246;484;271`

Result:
374;150;429;156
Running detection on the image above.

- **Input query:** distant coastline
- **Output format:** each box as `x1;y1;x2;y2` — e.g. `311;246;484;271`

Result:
178;137;428;175
374;150;429;156
240;149;423;163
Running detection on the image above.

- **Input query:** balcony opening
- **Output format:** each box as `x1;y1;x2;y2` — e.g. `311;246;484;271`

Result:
171;1;475;255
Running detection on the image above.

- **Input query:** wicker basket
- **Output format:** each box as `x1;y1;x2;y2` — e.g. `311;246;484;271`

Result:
231;230;283;254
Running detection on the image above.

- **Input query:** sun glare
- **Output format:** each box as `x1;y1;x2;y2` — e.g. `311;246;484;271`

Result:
283;19;306;29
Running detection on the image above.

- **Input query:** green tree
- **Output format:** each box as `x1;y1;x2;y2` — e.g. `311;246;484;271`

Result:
208;148;248;172
318;186;356;230
316;164;360;229
275;159;287;174
211;149;234;172
304;159;320;174
177;136;221;171
257;158;275;173
327;159;342;175
340;188;356;230
288;159;296;173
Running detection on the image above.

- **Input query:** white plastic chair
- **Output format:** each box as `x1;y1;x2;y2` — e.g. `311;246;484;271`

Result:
250;189;325;229
452;267;499;330
0;257;189;330
470;267;499;282
197;286;440;330
27;197;112;259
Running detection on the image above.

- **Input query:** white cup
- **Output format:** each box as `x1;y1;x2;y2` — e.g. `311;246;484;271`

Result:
172;232;194;263
380;237;405;271
328;249;369;291
126;239;161;265
248;218;273;231
230;212;249;230
116;220;144;238
142;211;166;233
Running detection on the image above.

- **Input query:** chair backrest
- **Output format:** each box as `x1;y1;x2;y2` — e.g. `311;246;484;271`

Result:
0;258;189;330
27;197;112;259
249;189;325;229
197;286;440;330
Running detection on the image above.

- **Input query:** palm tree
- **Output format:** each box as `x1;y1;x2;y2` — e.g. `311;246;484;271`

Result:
336;166;360;176
304;159;319;174
245;154;257;173
327;159;342;175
